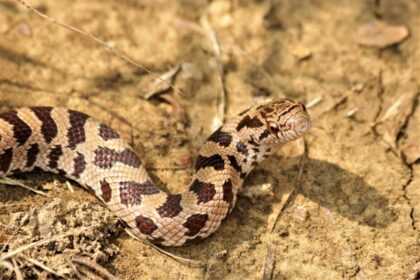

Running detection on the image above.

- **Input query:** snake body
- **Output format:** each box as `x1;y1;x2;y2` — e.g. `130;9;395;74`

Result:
0;98;310;246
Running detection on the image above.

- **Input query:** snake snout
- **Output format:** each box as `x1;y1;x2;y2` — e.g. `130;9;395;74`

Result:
297;120;310;134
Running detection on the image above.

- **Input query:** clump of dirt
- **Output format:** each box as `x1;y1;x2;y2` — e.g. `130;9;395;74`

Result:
1;189;121;278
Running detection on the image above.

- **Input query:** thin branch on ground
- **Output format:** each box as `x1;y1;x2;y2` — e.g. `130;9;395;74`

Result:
72;256;119;280
0;210;33;254
12;257;24;280
19;254;64;278
305;96;323;109
0;177;48;197
14;0;183;95
0;227;91;261
270;139;307;233
201;15;227;126
262;246;275;280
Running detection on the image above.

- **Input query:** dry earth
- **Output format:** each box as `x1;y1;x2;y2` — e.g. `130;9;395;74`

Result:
0;0;419;279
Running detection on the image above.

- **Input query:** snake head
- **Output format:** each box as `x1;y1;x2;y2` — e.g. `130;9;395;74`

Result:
258;98;311;143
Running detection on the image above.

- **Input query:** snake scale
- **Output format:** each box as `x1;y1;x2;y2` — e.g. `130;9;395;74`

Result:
0;98;310;246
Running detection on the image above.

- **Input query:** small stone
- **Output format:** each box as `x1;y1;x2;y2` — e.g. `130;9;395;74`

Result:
355;20;409;48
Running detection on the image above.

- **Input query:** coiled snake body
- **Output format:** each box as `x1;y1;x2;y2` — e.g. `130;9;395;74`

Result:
0;99;310;246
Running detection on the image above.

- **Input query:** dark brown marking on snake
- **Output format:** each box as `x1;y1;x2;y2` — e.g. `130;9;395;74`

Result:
119;182;143;206
0;111;31;146
184;214;208;236
48;145;63;169
119;181;159;206
195;154;225;171
227;155;242;174
207;128;233;147
135;215;158;235
99;123;120;140
189;179;216;204
263;106;274;113
67;110;89;149
236;115;264;131
72;152;86;179
31;107;57;144
26;143;39;167
100;179;112;203
258;130;270;141
248;136;259;146
253;147;259;154
149;236;165;245
222;179;233;206
236;141;248;156
277;104;300;119
157;194;183;218
94;147;140;169
0;148;13;173
119;148;141;168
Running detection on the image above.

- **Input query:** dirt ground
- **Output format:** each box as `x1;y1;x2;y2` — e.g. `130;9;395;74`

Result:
0;0;419;279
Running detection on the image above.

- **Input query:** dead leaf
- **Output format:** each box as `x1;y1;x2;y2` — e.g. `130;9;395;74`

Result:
144;65;180;99
290;45;312;60
355;20;409;48
375;87;417;148
401;143;420;165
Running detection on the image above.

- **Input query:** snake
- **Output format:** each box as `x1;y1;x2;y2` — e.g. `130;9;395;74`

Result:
0;98;310;246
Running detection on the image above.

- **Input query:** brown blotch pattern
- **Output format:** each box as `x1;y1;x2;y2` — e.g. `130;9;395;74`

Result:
157;194;183;218
99;123;120;141
236;115;264;131
100;179;112;202
258;130;270;141
189;179;216;204
135;215;158;235
48;145;63;169
72;152;86;179
67;110;89;149
119;181;159;206
195;154;225;171
26;143;39;168
227;155;242;174
94;147;140;169
0;148;13;173
207;128;233;147
222;179;233;206
183;214;209;236
0;111;32;146
236;141;248;156
248;136;259;146
31;107;57;144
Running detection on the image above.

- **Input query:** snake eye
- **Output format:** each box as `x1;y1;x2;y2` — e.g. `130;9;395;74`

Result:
268;122;279;134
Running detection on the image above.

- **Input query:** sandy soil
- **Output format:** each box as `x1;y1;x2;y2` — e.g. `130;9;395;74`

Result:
0;0;419;279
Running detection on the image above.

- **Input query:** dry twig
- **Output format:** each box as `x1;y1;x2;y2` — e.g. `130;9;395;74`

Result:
0;177;48;197
270;139;307;232
201;15;227;129
262;247;275;280
72;256;119;280
14;0;183;95
19;254;64;278
0;228;90;261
